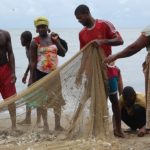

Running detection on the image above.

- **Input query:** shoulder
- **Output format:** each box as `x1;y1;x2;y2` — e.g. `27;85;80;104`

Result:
97;19;115;28
33;36;40;43
96;19;117;34
79;27;86;35
31;36;40;46
0;30;10;40
136;92;145;100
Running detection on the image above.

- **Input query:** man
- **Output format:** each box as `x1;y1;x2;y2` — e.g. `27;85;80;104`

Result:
18;31;39;125
29;17;67;131
74;4;124;137
104;25;150;132
0;29;17;130
119;86;146;137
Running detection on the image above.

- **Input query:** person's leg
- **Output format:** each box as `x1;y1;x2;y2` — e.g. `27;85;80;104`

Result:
18;105;31;125
25;106;32;124
36;107;42;127
121;107;138;130
132;104;146;137
53;105;64;131
108;77;124;137
8;103;16;130
133;104;146;128
41;106;49;131
109;94;124;137
1;64;17;130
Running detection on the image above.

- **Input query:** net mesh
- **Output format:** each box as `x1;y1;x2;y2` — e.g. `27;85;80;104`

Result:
0;43;117;149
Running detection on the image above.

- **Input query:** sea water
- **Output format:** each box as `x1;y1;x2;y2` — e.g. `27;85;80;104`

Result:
0;27;146;117
9;27;146;93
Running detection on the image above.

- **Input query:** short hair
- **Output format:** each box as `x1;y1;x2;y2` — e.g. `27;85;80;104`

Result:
21;31;32;42
122;86;136;100
74;4;90;16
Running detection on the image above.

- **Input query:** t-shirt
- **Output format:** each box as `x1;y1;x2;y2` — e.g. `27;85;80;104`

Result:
107;65;120;79
119;93;146;114
79;19;122;57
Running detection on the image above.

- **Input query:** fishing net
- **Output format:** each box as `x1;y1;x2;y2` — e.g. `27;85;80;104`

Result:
0;42;116;149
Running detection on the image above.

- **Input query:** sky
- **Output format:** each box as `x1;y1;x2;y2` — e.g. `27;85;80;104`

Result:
0;0;150;29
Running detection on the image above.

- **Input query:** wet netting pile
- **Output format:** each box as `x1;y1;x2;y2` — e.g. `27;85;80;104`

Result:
0;43;120;150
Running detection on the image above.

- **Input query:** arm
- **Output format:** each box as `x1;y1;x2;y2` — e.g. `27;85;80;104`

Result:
104;34;150;64
29;40;37;84
6;31;16;84
22;65;30;84
94;32;123;46
51;32;67;57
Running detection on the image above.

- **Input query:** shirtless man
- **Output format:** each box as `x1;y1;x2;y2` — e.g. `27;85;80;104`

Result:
0;29;17;130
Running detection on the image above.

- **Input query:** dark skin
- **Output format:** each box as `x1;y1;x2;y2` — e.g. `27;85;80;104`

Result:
75;11;124;137
104;34;150;63
17;36;32;125
21;36;30;84
29;24;66;131
0;29;16;130
104;34;150;137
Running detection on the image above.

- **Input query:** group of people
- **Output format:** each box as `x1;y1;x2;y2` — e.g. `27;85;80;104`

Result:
75;4;148;137
0;4;149;138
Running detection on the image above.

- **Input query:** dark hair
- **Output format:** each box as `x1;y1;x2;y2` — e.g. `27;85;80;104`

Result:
74;4;90;16
21;31;32;42
122;86;136;101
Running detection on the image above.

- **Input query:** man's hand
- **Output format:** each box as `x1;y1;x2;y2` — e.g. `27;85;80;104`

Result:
103;54;117;65
92;39;107;48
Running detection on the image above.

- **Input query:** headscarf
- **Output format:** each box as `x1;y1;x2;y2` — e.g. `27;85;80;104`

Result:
34;16;49;27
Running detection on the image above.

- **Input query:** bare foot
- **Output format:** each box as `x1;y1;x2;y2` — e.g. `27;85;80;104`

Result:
114;130;125;138
138;127;146;137
17;119;31;125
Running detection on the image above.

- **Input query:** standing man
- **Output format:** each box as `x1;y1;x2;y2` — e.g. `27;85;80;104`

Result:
0;29;17;130
74;4;124;137
18;31;35;125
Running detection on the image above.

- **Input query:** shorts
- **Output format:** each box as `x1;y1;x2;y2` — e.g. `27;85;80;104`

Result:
108;77;118;95
35;69;48;81
0;64;16;100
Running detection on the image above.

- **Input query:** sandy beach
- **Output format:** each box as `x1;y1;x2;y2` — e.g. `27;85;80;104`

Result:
0;112;149;150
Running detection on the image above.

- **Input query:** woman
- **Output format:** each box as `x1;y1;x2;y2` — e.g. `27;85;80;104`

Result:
29;16;68;131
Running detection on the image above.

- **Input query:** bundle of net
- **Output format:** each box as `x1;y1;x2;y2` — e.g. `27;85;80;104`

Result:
0;43;119;150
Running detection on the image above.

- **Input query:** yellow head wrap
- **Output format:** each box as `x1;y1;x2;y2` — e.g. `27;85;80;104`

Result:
34;16;49;27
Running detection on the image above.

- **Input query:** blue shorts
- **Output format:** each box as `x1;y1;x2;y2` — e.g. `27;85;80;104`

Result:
108;77;118;95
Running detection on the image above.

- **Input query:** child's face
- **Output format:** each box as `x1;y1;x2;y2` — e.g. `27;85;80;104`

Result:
21;37;26;46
